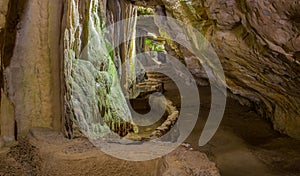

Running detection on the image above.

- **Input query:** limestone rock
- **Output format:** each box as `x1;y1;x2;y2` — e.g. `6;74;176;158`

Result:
159;0;300;139
0;89;15;143
64;0;136;138
0;137;4;148
3;0;63;136
0;0;9;90
0;0;9;32
162;147;220;176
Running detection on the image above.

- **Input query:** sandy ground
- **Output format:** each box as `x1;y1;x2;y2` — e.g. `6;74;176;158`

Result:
0;127;219;176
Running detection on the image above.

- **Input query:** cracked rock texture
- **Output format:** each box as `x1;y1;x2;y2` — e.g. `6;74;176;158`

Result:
157;0;300;139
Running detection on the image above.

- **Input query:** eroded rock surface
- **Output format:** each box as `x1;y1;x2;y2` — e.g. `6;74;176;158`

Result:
0;128;220;176
63;0;138;139
163;147;220;176
0;0;9;33
158;0;300;138
2;0;63;136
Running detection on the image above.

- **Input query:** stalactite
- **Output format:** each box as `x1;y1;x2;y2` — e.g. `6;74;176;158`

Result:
64;0;137;139
106;0;140;98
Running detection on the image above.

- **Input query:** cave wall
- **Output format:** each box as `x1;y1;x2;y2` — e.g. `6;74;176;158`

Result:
0;0;142;141
0;0;63;139
0;0;9;59
0;0;300;141
63;0;139;138
0;0;12;142
158;0;300;139
130;0;300;138
106;0;139;97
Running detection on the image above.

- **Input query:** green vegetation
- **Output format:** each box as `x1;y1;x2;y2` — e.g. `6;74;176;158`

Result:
145;38;165;52
137;6;155;15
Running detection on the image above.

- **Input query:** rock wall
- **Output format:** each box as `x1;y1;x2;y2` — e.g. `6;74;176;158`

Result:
1;0;63;138
0;0;9;58
1;0;300;141
106;0;139;97
0;0;12;142
63;0;138;139
0;0;9;61
159;0;300;139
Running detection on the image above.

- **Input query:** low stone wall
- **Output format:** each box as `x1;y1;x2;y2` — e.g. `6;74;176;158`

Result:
150;99;179;140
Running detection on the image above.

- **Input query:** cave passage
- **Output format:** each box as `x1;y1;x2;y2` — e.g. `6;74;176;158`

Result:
63;2;300;175
1;0;300;175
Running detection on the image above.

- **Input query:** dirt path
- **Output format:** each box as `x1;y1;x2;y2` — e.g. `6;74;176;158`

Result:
164;81;300;176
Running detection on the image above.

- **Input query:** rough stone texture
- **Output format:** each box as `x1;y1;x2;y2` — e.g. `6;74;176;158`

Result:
0;90;15;142
158;0;300;139
20;128;162;176
0;0;9;33
2;128;219;176
163;147;220;176
150;99;179;140
0;0;10;99
130;0;164;7
107;0;142;98
64;0;137;139
0;148;25;176
3;0;63;136
0;0;12;142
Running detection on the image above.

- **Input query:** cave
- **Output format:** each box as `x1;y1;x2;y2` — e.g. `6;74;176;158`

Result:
1;0;300;175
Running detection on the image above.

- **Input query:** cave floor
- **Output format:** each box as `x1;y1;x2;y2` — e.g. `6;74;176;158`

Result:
0;128;219;175
164;81;300;176
1;80;300;175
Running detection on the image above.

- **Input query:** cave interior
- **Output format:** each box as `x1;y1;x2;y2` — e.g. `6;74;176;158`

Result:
0;0;300;175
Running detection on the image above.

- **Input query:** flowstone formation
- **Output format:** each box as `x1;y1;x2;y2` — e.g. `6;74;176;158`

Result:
64;0;138;139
